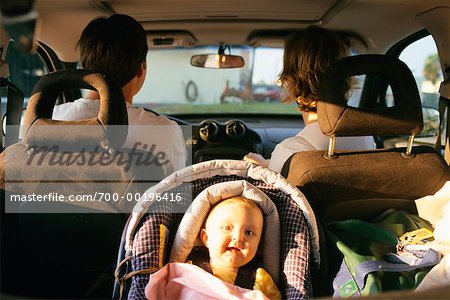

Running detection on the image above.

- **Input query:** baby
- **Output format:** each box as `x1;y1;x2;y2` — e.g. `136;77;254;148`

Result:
200;196;281;299
145;196;281;300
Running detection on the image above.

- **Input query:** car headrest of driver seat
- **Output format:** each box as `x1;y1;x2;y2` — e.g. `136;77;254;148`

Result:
23;69;128;150
318;54;423;137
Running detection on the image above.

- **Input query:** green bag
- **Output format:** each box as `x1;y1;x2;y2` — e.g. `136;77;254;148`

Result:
326;209;441;297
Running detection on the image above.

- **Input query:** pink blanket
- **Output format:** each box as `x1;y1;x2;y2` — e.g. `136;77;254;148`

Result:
145;263;269;300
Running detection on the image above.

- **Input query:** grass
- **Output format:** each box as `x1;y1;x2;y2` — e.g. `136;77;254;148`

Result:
144;102;298;115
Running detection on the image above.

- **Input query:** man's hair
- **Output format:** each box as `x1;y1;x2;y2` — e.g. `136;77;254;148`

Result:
279;26;351;112
77;14;148;87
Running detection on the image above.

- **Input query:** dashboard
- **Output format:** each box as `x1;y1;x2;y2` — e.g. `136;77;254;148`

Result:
171;114;304;164
188;119;262;163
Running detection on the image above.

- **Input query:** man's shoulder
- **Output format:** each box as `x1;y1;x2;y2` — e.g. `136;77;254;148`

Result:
127;106;177;126
53;98;99;119
53;99;77;111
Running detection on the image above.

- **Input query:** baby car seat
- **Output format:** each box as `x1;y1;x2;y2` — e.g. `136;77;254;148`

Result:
113;159;320;299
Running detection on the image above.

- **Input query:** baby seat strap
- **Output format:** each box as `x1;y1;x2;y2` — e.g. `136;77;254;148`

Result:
115;255;157;300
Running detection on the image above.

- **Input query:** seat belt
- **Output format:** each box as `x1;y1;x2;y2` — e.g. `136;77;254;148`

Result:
0;40;25;149
0;78;24;147
0;41;7;149
1;0;37;149
0;84;2;149
435;79;450;164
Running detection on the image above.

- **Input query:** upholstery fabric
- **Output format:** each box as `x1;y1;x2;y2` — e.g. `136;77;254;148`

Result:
318;55;423;137
0;143;155;213
23;69;128;149
284;146;450;218
440;80;450;99
0;69;164;212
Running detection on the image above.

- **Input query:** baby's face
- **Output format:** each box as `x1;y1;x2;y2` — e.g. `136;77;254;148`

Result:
201;201;263;270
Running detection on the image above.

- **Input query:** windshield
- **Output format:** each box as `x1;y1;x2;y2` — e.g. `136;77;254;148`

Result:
133;46;298;115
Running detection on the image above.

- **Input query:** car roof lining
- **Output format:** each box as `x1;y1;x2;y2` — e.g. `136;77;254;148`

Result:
34;0;450;62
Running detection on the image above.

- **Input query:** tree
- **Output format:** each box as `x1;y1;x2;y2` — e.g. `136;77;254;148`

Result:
423;53;441;84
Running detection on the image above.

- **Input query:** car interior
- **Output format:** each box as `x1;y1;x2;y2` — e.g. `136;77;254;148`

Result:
1;0;450;299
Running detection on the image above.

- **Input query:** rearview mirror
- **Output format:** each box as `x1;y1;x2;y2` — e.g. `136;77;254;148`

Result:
190;45;245;69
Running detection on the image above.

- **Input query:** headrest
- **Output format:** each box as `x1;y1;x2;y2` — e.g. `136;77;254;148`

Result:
318;54;423;137
170;180;281;283
23;69;128;150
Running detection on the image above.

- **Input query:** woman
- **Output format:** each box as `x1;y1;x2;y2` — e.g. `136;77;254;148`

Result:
245;26;374;172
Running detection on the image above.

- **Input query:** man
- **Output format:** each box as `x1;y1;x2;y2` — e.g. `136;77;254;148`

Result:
52;14;187;176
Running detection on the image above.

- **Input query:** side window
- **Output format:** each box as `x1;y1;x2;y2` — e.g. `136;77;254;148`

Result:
4;40;46;98
347;75;365;107
385;35;442;146
399;36;442;109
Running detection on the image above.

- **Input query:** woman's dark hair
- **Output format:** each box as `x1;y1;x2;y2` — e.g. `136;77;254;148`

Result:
77;14;148;87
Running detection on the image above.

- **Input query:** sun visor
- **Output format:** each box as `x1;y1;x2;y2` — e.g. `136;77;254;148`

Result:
248;29;368;53
247;30;290;48
147;31;197;48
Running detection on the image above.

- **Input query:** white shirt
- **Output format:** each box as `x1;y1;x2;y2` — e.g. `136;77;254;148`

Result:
268;122;375;173
52;98;187;176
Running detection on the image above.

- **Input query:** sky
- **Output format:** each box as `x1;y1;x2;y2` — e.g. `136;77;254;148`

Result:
252;48;284;85
399;35;439;78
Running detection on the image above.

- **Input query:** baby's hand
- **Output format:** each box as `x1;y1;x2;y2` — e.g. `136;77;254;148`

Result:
243;152;269;168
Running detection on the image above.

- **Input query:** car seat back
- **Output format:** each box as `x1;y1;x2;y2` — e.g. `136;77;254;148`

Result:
0;69;163;298
281;55;450;296
282;55;450;221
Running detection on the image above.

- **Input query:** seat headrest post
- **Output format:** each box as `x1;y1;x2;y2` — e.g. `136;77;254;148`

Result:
402;134;416;159
324;135;338;159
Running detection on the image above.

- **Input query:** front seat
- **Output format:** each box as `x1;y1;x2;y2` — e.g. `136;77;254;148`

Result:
282;54;450;222
281;54;450;296
0;69;163;298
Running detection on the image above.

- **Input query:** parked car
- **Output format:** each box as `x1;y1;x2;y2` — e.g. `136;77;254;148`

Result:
253;85;281;102
1;0;449;299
